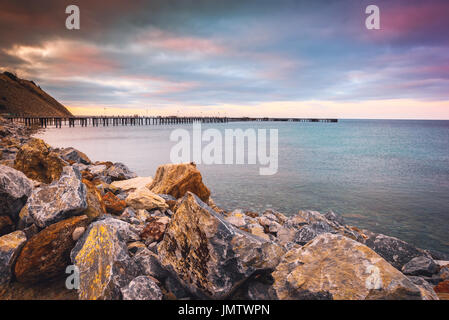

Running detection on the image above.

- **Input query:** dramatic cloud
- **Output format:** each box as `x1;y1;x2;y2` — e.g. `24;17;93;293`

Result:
0;0;448;118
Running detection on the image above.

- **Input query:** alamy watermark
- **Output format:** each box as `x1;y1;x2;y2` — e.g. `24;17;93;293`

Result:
169;123;279;175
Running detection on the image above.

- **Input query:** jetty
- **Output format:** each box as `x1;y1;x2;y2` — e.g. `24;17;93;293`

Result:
4;115;338;128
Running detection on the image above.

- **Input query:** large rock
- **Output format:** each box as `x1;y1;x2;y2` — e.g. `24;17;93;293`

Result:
27;166;88;228
82;179;106;220
149;163;210;202
0;165;33;220
111;176;153;192
158;192;285;299
70;221;140;300
14;138;67;183
59;147;91;165
272;233;429;300
14;215;89;283
0;231;27;285
125;188;167;211
121;276;162;300
402;256;439;277
361;230;429;270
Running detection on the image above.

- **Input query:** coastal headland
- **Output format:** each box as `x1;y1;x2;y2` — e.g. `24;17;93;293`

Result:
1;115;448;300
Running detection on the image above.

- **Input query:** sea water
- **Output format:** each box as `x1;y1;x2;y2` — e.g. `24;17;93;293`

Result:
36;119;449;254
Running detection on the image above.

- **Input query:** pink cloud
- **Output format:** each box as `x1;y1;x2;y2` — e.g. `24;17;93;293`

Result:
136;29;227;55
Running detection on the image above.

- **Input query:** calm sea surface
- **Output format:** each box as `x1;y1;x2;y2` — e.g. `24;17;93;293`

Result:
36;120;449;254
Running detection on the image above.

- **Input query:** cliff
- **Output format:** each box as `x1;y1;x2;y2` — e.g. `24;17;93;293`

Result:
0;72;72;117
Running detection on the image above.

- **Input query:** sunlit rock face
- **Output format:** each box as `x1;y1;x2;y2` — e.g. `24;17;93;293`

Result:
70;222;140;300
158;192;285;299
14;215;89;283
14;138;67;184
149;163;211;202
272;233;433;300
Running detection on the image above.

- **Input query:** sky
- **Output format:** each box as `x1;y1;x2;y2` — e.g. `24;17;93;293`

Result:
0;0;448;119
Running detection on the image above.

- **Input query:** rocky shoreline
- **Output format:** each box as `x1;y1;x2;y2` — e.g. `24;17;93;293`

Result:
0;116;448;300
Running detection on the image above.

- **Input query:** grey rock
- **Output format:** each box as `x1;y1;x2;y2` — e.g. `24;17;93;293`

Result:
158;192;286;299
95;215;141;242
119;207;141;225
106;162;137;181
294;221;336;245
324;210;345;226
0;231;27;285
407;276;440;300
121;276;162;300
0;165;33;220
133;247;169;281
158;194;176;202
88;164;107;176
27;166;87;228
59;147;91;165
361;230;429;270
402;256;439;277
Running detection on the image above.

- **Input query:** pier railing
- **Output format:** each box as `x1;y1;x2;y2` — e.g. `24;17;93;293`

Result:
5;116;338;128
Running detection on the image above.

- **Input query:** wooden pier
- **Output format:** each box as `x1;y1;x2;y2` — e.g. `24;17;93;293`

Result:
5;116;338;128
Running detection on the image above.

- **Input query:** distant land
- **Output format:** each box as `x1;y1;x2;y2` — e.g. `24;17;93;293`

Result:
0;72;72;117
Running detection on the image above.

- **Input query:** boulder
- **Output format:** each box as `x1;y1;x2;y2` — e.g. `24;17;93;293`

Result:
27;166;87;228
105;162;137;181
133;247;169;281
158;192;285;299
0;165;33;220
121;276;162;300
0;215;14;237
82;179;106;220
70;222;140;300
14;215;89;283
0;231;27;285
402;256;439;277
14;138;67;183
149;163;210;202
272;233;428;300
125;188;167;211
103;191;126;215
111;176;153;192
59;147;91;165
407;276;439;300
361;230;429;270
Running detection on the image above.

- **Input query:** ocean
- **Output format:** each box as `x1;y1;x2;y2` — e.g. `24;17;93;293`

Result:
36;119;449;254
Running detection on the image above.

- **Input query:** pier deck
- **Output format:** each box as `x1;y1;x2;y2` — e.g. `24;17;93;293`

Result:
5;116;338;128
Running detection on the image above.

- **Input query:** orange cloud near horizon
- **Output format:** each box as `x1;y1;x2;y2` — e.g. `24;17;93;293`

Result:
67;99;449;120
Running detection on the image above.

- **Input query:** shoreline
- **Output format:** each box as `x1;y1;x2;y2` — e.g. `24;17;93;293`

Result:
1;116;448;300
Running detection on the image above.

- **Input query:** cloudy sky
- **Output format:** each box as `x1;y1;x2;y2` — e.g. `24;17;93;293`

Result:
1;0;448;118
